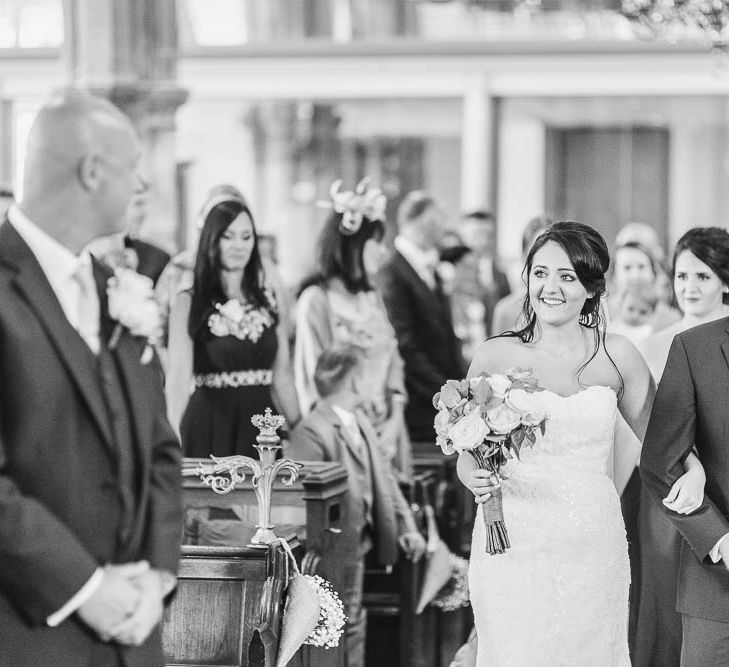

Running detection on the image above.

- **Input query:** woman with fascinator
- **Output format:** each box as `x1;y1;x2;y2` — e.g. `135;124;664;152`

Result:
166;192;300;457
294;179;412;475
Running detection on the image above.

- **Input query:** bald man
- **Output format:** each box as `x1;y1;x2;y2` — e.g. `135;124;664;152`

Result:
0;90;182;665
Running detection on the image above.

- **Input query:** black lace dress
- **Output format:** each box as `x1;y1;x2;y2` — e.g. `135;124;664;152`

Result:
181;299;278;458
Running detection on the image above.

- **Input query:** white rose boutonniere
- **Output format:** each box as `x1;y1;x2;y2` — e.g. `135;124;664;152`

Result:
107;268;162;364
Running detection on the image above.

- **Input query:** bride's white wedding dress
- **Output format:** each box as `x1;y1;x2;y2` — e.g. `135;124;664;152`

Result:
469;385;630;666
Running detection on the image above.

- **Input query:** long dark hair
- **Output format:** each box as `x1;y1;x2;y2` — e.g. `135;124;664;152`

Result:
502;221;621;392
188;197;274;338
300;210;385;295
672;227;729;305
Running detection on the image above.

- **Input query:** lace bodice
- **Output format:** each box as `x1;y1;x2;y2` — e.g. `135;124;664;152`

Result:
469;385;630;666
502;385;617;481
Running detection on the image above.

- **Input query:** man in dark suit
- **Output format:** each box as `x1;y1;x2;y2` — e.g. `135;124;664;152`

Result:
641;318;729;664
0;90;182;666
459;209;511;337
290;344;424;667
376;191;466;446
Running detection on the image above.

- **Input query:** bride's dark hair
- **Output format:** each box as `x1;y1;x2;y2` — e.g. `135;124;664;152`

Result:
500;221;622;394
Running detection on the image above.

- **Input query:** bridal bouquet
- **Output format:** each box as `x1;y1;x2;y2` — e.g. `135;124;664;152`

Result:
433;368;547;555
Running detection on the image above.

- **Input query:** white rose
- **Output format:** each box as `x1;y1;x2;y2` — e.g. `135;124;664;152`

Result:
485;403;522;434
447;412;489;452
506;389;547;425
434;409;450;437
488;374;512;399
107;270;161;339
218;299;245;323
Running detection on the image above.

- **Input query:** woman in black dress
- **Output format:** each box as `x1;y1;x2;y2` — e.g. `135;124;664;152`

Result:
166;192;300;457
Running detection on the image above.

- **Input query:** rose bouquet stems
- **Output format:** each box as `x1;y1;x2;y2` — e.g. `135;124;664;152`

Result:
433;369;547;556
470;445;510;555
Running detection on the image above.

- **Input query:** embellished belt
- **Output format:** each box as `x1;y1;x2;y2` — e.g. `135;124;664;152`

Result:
194;369;273;389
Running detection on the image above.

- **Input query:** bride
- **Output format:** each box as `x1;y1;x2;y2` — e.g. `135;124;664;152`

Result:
460;221;705;665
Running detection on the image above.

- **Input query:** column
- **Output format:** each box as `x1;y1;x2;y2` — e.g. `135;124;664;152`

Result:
460;73;495;213
62;0;188;251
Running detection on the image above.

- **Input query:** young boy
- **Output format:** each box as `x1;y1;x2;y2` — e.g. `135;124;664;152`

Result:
289;344;425;667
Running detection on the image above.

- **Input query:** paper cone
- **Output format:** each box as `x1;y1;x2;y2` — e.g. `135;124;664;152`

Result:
276;574;321;667
415;539;453;614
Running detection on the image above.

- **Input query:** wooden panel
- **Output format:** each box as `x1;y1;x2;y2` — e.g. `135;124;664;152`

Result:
163;579;246;665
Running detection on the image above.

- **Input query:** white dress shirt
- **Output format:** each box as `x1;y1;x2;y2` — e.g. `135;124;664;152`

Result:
394;235;439;290
8;205;100;353
7;205;104;625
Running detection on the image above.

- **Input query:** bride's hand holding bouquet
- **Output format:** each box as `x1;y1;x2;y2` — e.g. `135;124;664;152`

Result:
433;368;548;555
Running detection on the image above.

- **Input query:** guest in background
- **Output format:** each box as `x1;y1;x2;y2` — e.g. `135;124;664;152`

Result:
491;215;552;335
609;240;680;334
166;193;300;457
290;344;426;667
608;282;659;345
376;190;466;449
0;89;181;666
295;179;411;475
439;244;486;363
459;209;511;336
608;241;679;655
86;188;171;286
633;227;729;667
156;185;292;365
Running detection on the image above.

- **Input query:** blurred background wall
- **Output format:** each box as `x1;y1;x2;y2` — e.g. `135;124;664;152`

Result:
2;0;729;286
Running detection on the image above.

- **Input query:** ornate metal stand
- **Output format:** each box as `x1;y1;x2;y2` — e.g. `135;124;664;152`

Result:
193;408;301;544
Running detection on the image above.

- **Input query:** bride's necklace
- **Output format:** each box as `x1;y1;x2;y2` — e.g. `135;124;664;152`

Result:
539;334;585;359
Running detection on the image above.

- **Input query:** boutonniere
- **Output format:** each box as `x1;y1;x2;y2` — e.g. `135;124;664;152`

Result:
107;268;163;364
208;298;273;343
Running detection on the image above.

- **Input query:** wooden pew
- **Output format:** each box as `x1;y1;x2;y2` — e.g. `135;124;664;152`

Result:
162;539;292;666
364;470;473;667
163;459;349;667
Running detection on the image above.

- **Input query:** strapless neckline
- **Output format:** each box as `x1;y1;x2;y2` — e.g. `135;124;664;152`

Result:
538;385;616;401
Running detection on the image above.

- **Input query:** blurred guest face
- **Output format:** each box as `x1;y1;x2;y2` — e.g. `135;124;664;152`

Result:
218;213;255;271
614;247;655;287
462;218;496;256
455;251;480;293
528;241;590;327
674;250;727;317
620;295;653;327
419;204;446;247
363;237;387;276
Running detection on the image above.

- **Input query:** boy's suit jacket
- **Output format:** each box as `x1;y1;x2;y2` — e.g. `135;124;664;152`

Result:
376;251;466;441
0;221;182;666
641;317;729;623
290;401;416;566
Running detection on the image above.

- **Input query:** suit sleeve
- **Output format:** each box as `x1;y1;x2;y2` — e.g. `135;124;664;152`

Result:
288;422;329;462
376;266;457;400
640;334;729;559
141;406;183;575
0;422;99;624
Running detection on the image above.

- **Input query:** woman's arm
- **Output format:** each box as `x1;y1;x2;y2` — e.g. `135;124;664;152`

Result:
272;319;301;429
165;291;194;437
612;333;706;513
611;334;656;443
293;286;333;416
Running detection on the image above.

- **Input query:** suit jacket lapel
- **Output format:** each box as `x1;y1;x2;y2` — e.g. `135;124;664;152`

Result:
721;322;729;373
0;222;114;450
92;259;151;473
393;251;449;320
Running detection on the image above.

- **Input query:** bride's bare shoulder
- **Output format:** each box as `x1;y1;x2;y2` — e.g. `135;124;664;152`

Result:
469;335;524;376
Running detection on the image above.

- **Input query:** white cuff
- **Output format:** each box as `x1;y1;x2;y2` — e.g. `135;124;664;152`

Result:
709;533;729;563
47;568;104;627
